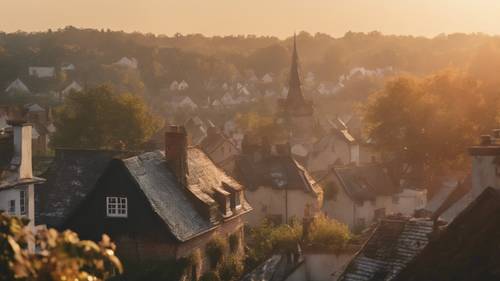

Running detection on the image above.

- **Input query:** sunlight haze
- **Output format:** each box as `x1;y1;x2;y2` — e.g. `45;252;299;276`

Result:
2;0;500;37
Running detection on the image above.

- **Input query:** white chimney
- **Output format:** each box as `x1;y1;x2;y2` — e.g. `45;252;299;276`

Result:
8;120;33;179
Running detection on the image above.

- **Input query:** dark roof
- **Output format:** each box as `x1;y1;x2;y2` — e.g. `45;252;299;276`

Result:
121;148;251;241
36;149;127;227
235;154;321;196
432;174;472;222
338;216;434;281
334;164;399;202
393;187;500;281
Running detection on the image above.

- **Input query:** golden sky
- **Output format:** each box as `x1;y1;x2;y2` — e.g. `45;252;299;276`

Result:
2;0;500;37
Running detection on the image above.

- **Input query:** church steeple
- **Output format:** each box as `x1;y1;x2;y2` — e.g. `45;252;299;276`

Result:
287;34;305;106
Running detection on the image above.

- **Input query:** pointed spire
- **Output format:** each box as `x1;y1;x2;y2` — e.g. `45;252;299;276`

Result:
287;33;305;105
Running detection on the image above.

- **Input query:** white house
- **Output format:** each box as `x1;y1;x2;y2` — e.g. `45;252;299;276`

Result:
61;81;83;97
170;96;198;111
113;57;138;69
28;67;55;78
178;80;189;91
5;79;30;94
61;63;75;71
321;164;426;230
169;80;179;91
235;141;323;226
0;121;45;250
262;73;273;84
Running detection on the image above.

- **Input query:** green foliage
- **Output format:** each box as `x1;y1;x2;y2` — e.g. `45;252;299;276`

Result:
228;233;239;253
0;211;122;281
52;85;163;150
218;256;243;281
199;271;221;281
305;214;351;252
206;235;228;269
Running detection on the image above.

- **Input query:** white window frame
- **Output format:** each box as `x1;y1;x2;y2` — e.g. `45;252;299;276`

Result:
106;197;128;218
20;190;26;216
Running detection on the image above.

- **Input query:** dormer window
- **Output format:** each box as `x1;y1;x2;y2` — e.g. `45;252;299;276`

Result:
106;197;128;218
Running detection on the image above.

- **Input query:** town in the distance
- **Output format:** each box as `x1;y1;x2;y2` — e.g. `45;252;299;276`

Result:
1;27;500;281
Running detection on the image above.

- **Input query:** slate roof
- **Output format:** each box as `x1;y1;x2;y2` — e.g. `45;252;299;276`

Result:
393;187;500;281
235;153;321;196
36;149;127;227
338;216;434;281
121;148;251;241
333;164;400;202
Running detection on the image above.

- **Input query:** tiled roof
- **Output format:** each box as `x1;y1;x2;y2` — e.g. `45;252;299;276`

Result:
36;149;126;227
122;148;251;241
334;164;399;202
338;216;434;281
393;187;500;281
235;153;321;196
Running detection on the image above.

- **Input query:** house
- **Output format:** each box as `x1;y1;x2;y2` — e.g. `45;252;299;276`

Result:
392;187;500;281
320;164;426;230
306;118;359;175
28;66;56;78
336;215;434;281
61;81;83;98
235;138;323;226
63;126;252;278
262;73;273;84
171;95;198;111
5;78;30;95
178;80;189;91
200;125;240;174
185;116;208;145
61;63;75;71
113;57;138;69
432;131;500;223
0;121;45;241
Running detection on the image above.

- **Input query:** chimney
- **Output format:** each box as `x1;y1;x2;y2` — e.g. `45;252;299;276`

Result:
165;125;188;186
480;135;492;146
7;120;33;179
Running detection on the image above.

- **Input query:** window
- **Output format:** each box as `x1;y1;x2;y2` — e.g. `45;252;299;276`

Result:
20;190;26;216
234;191;241;209
106;197;128;218
8;200;16;215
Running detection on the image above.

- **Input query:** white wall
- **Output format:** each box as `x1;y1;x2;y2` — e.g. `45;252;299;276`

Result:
285;253;354;281
244;187;321;226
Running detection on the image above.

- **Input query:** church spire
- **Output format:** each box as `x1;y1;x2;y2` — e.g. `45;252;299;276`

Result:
287;33;305;105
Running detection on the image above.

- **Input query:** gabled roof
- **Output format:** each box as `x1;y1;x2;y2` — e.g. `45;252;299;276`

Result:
5;79;30;93
235;153;321;196
121;148;251;241
338;216;434;281
333;164;399;202
393;187;500;281
36;149;127;227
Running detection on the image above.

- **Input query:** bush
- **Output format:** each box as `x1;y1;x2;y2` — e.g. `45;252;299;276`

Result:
306;214;351;252
228;233;239;253
218;256;244;281
0;211;122;281
206;235;228;268
199;271;221;281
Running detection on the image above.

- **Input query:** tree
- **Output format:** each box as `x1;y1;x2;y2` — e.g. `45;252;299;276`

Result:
363;70;498;191
52;85;163;150
0;212;122;281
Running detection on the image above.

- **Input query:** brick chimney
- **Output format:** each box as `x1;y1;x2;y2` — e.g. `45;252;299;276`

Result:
165;125;188;186
7;120;32;179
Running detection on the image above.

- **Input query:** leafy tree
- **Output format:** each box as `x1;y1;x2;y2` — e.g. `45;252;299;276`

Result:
52;85;163;150
304;214;351;252
363;70;497;191
0;212;122;281
218;256;243;281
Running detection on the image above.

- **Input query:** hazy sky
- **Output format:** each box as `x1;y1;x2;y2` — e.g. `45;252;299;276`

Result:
2;0;500;38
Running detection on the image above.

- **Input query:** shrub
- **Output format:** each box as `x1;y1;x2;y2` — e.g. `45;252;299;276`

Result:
218;256;244;281
0;211;122;281
206;235;228;268
199;271;221;281
228;233;239;253
306;214;351;252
